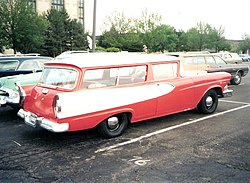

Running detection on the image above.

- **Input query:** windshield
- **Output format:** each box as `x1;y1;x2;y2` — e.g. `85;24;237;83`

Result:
0;60;19;71
39;67;78;89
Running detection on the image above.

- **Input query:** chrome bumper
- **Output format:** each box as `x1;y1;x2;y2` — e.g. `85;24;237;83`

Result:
223;89;233;98
0;90;20;107
17;109;69;132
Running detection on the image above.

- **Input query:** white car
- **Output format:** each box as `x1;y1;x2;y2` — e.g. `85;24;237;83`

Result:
214;52;242;64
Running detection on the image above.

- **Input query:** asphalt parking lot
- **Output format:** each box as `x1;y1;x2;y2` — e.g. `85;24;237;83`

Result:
0;62;250;183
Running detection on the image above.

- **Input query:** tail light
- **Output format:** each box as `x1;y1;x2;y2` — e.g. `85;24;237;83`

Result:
15;82;26;106
53;95;61;116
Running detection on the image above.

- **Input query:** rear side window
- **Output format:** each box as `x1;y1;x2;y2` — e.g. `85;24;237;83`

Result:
205;56;216;65
18;60;40;70
214;56;227;65
83;65;147;89
184;56;205;65
152;63;177;80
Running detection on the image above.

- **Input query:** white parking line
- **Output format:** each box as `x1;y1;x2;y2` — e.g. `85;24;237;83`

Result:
95;103;250;153
219;99;250;105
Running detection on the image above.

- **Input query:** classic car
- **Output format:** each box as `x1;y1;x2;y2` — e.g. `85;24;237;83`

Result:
0;72;42;108
239;54;250;62
0;55;52;77
167;52;249;85
214;52;242;64
18;53;232;138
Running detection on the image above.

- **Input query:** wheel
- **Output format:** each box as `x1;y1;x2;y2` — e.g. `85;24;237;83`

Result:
230;72;242;85
97;113;129;138
197;90;218;114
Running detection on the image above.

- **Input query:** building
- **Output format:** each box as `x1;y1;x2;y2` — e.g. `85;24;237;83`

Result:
29;0;85;30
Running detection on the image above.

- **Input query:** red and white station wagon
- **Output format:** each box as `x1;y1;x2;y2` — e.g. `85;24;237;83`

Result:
18;53;233;138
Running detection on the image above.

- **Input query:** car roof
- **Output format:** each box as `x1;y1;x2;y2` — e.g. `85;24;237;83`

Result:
0;56;52;61
166;52;214;57
47;52;179;68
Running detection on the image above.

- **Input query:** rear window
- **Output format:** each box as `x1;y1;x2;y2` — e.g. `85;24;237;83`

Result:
39;67;78;89
0;60;19;71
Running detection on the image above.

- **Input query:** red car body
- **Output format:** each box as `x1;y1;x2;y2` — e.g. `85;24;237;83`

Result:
18;53;232;138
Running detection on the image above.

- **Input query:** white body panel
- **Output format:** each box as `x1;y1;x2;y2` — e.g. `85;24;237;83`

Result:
56;83;175;119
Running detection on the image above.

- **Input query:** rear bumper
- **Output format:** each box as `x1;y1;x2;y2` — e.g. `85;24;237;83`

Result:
223;89;233;98
17;109;69;132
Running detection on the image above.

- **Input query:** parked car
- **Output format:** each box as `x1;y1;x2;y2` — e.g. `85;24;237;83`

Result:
239;54;250;62
213;52;242;64
18;53;232;138
0;54;52;77
167;52;249;85
56;50;89;59
0;72;42;108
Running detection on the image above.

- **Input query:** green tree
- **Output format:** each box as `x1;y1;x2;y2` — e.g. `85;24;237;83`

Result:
146;25;178;52
100;10;162;52
175;30;189;51
0;0;47;53
43;9;69;57
206;26;231;52
238;34;250;53
134;9;162;33
186;27;201;51
43;9;88;57
100;12;144;51
67;19;89;51
186;22;231;52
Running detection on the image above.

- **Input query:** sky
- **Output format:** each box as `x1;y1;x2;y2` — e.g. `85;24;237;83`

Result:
84;0;250;40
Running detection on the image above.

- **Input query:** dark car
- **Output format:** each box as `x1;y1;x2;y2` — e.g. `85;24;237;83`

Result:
0;54;53;77
167;52;249;85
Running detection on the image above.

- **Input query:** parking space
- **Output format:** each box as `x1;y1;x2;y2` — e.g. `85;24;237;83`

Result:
0;62;250;182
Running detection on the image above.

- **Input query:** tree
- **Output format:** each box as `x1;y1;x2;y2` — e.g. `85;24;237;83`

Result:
67;19;89;51
134;9;162;33
238;34;250;53
186;22;231;52
42;9;88;57
100;10;162;52
206;26;231;52
0;0;47;53
145;25;178;52
175;30;189;51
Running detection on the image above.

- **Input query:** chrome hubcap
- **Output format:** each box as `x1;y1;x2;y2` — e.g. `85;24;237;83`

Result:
206;96;213;108
107;117;119;131
234;75;240;83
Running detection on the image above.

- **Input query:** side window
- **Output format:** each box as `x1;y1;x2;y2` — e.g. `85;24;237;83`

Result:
184;56;205;65
18;60;40;70
83;66;147;89
205;56;216;65
0;60;18;70
214;56;227;65
117;66;147;85
83;68;118;88
152;63;178;80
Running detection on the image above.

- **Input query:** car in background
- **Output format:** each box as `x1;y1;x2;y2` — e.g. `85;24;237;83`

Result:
214;52;242;64
167;52;249;85
239;54;250;62
56;50;89;59
0;72;42;108
0;54;53;77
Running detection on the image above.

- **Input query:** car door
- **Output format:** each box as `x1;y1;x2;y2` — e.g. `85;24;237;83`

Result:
151;63;195;116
